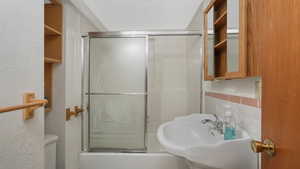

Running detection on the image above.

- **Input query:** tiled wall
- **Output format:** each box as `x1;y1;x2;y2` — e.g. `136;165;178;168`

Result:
205;92;261;140
147;36;202;152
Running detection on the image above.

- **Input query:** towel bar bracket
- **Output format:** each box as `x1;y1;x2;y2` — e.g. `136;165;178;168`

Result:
23;93;47;120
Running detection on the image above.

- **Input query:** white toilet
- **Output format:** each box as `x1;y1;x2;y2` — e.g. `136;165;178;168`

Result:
44;134;58;169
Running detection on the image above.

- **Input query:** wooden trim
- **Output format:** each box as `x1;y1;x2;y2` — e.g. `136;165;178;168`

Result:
225;72;246;79
238;0;247;77
214;76;227;80
204;0;217;13
225;0;247;78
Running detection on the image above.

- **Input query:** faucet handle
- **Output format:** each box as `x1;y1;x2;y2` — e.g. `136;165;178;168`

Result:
212;114;219;121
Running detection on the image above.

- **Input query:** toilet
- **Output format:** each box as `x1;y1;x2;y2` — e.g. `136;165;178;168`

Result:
44;134;58;169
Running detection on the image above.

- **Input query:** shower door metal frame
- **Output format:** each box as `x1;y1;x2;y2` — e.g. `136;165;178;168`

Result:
83;34;149;153
82;31;202;153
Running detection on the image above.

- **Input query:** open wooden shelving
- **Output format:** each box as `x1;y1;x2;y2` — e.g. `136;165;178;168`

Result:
204;0;249;81
45;24;62;36
213;0;227;78
44;0;63;111
45;57;61;63
214;39;227;50
214;11;227;29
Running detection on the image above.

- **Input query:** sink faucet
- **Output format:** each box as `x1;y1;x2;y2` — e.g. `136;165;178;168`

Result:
201;114;224;135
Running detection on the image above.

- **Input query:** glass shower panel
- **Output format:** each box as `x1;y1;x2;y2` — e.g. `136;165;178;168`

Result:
89;37;147;150
90;38;146;93
90;95;145;149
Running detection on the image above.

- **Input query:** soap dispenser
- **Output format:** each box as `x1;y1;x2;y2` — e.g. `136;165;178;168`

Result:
224;111;236;140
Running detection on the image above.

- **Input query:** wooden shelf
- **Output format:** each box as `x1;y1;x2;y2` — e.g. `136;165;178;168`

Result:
44;1;62;112
45;57;61;63
214;39;227;50
50;0;61;4
214;11;227;29
214;0;226;8
45;24;62;36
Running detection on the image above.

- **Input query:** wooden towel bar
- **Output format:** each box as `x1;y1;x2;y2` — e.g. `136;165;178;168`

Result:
0;93;48;120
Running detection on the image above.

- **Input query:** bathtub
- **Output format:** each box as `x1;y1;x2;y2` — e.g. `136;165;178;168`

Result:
80;152;189;169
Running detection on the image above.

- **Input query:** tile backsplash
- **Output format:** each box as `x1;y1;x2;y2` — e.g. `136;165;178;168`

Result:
205;92;261;140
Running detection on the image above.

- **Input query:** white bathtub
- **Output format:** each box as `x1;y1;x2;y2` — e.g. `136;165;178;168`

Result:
80;152;189;169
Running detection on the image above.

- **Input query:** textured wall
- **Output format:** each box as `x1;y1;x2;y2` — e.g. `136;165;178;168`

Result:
65;2;100;169
0;0;44;169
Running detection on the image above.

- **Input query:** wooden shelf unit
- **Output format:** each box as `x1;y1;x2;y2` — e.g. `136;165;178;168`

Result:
213;0;227;78
204;0;251;81
214;11;227;29
45;57;61;63
214;39;227;50
45;24;62;36
44;0;63;111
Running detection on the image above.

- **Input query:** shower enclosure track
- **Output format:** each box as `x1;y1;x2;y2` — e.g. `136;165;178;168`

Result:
81;30;202;153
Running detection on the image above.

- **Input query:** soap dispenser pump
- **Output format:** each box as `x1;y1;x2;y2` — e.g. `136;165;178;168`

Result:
224;111;236;140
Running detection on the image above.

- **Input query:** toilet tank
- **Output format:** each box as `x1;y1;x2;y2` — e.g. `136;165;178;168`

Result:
45;134;58;169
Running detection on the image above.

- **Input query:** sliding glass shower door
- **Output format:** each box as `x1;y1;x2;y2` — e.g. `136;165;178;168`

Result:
88;37;147;151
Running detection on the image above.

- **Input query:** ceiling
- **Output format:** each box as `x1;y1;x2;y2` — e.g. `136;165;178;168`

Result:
82;0;203;31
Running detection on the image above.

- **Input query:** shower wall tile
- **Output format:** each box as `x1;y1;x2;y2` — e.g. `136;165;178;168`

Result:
147;36;202;152
205;96;261;140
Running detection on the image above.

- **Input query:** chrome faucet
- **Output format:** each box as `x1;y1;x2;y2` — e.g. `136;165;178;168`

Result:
201;114;224;135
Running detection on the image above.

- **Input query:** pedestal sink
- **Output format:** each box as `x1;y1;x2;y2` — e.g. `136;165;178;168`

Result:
157;114;256;169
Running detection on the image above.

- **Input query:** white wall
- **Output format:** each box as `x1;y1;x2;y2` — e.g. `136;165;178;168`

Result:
65;2;101;169
0;1;44;169
64;3;83;169
70;0;107;31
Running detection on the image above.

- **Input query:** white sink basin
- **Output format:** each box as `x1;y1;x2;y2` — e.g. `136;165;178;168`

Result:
157;114;256;169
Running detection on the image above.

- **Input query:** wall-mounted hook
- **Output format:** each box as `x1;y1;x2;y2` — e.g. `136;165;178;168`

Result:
74;106;83;116
66;106;83;121
66;108;76;121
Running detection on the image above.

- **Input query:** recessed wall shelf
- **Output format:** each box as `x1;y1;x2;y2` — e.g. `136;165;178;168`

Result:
44;0;63;111
45;57;61;63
